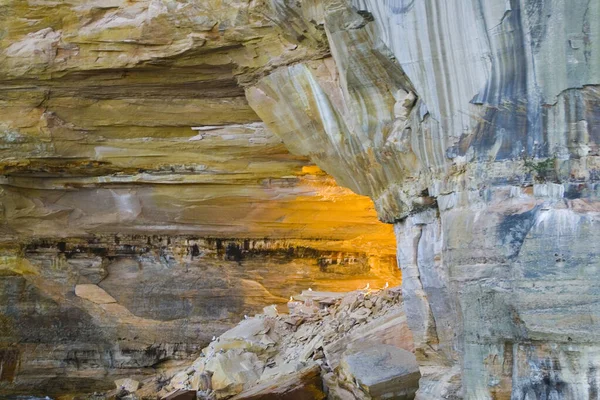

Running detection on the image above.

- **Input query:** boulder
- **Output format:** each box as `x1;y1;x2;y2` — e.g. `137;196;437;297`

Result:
190;371;212;391
114;378;140;392
205;317;277;354
339;344;420;400
262;305;278;317
170;371;191;390
205;350;264;395
325;309;413;369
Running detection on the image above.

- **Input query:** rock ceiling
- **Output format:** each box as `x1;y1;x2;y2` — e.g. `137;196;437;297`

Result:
0;1;402;395
0;0;395;255
2;0;600;398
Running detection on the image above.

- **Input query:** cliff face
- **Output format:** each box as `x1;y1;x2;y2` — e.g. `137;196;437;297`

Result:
1;0;599;398
0;1;400;395
246;0;600;399
1;237;399;395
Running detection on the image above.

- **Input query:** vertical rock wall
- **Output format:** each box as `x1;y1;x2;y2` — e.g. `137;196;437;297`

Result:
1;0;598;397
247;0;600;398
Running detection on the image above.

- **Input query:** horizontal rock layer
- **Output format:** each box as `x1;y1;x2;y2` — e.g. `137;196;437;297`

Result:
0;1;399;396
2;0;599;398
0;237;399;396
244;0;600;398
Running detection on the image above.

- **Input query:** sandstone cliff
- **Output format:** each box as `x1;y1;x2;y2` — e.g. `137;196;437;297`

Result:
246;0;600;398
1;0;599;398
0;0;399;395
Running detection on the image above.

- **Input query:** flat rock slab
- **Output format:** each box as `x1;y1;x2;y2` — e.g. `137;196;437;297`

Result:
340;344;420;400
325;309;413;369
75;284;117;304
230;365;325;400
205;350;264;392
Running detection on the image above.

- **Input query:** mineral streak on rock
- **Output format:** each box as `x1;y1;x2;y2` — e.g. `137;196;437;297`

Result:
1;0;599;398
245;0;600;398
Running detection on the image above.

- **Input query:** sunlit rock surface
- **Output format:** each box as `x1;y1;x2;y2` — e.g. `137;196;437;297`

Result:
0;0;399;396
1;0;599;398
246;0;600;399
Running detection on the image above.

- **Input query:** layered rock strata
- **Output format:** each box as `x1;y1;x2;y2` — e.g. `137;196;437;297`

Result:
1;0;599;398
0;0;400;396
0;237;399;396
246;0;600;398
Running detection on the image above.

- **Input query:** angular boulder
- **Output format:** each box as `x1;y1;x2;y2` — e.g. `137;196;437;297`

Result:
114;378;140;392
324;308;413;369
205;350;264;395
339;344;420;400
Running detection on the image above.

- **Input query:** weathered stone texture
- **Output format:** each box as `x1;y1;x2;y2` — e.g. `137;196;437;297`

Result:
116;286;413;399
245;0;600;398
1;0;599;398
0;0;401;395
0;237;399;396
339;344;420;399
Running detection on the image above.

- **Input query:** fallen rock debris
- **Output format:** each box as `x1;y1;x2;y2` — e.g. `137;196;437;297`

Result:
99;285;418;400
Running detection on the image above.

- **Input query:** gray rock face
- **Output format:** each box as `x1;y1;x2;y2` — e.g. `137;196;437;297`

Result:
1;0;598;398
356;0;599;158
340;344;420;399
360;1;600;398
246;0;600;398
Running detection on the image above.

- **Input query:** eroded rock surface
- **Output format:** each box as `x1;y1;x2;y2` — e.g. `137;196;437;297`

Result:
0;237;399;396
0;0;399;396
103;286;415;400
339;344;420;400
244;0;600;398
1;0;599;398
